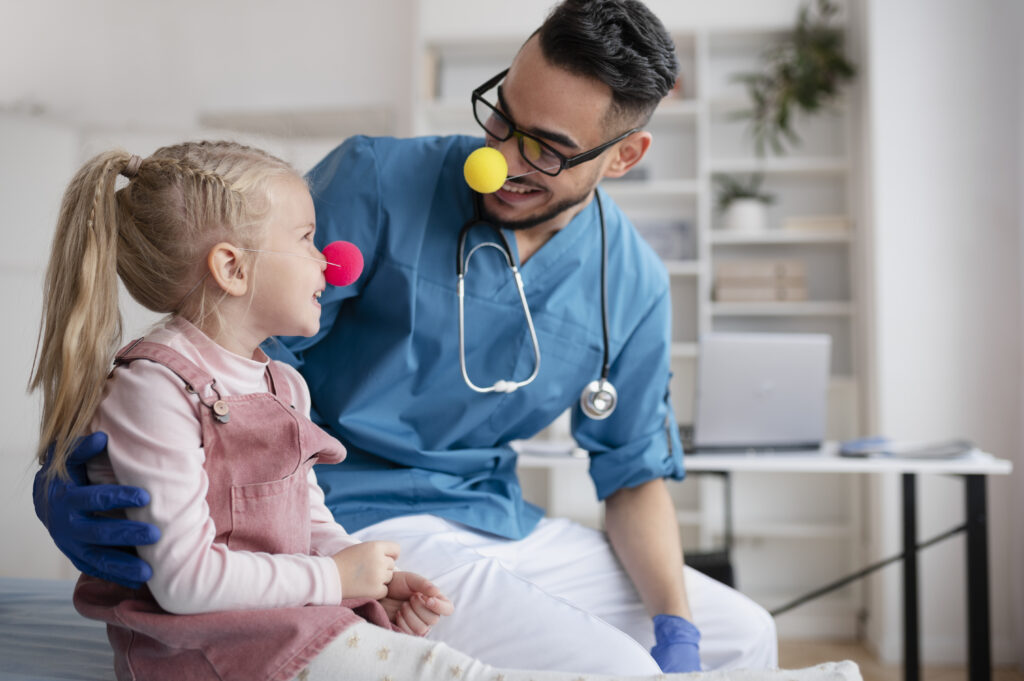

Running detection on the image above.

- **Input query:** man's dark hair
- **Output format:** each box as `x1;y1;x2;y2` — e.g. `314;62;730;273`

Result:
535;0;679;128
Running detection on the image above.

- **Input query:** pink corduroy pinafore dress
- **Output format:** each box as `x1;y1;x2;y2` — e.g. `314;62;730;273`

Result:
74;340;394;681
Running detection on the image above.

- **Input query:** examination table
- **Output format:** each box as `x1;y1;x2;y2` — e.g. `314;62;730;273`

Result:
0;577;861;681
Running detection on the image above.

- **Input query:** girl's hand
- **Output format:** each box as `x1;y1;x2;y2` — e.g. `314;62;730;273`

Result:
332;541;399;600
379;571;454;636
395;591;454;637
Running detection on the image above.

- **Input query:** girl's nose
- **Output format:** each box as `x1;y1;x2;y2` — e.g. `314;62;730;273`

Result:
313;245;327;269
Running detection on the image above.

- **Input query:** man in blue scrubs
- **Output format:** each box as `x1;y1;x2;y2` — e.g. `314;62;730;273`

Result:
35;0;776;673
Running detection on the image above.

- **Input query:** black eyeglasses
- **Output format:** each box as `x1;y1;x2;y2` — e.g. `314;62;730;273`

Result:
471;68;638;177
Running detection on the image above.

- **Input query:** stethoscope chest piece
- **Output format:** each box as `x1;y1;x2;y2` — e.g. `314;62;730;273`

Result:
580;378;617;420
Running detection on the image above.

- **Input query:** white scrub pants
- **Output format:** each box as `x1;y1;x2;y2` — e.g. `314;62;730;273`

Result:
352;514;778;675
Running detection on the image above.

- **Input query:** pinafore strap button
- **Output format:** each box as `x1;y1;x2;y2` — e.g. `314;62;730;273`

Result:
212;400;230;423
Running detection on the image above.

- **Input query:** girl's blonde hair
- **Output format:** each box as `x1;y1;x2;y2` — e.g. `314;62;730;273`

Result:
30;140;299;478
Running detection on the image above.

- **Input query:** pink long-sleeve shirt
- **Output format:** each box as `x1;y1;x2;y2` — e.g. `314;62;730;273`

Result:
86;317;358;615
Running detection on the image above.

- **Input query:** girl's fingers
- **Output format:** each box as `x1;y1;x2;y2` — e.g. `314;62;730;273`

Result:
399;601;433;636
421;592;454;616
395;609;416;636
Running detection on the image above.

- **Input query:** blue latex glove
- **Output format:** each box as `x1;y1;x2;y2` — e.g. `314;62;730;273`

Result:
651;614;702;672
33;431;160;588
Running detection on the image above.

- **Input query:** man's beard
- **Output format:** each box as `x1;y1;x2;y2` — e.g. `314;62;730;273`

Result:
480;185;594;232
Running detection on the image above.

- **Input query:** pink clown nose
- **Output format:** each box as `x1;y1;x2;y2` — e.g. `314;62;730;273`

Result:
322;241;364;287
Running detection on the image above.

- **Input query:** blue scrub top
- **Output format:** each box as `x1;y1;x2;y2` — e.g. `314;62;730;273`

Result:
267;135;685;539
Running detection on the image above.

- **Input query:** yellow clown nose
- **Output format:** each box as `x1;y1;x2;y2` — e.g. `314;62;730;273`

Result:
463;147;508;194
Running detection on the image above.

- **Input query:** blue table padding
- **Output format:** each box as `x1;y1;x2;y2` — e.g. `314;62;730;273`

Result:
0;577;112;680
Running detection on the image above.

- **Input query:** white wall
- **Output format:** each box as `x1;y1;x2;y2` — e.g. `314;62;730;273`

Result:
419;0;812;39
0;0;416;134
0;0;419;580
863;0;1022;665
0;117;82;579
1017;0;1024;666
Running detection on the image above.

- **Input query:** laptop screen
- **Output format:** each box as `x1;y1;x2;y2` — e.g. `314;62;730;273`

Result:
692;333;831;451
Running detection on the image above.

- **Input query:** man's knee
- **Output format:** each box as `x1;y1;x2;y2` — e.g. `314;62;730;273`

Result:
732;599;778;669
711;595;778;670
685;568;779;671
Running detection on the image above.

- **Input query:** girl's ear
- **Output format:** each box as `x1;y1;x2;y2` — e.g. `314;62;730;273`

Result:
207;243;249;296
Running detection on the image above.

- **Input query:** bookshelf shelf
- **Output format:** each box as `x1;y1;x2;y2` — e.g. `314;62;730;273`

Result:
711;157;850;175
671;342;699;358
665;260;701;277
603;179;701;199
711;301;854;317
710;230;852;245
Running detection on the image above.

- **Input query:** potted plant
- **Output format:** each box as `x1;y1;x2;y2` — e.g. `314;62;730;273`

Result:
715;174;774;232
733;0;857;155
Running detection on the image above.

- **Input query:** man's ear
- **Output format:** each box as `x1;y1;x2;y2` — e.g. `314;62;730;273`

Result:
603;131;652;180
207;242;249;297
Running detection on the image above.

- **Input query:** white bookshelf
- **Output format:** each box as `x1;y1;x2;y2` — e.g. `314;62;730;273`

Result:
711;230;852;245
416;3;864;638
710;301;855;316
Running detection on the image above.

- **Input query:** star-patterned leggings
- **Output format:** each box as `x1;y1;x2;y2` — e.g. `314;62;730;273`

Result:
294;622;860;681
297;621;675;681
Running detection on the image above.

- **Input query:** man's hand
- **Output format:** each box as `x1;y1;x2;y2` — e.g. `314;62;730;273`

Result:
379;571;454;636
33;432;160;588
650;613;701;672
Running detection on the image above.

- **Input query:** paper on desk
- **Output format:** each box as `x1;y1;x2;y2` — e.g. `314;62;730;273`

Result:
839;437;976;459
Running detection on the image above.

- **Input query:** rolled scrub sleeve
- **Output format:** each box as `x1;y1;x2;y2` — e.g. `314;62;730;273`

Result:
573;288;686;500
87;358;350;615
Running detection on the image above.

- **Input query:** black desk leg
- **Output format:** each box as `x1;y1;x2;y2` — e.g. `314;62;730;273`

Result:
902;473;920;681
965;475;991;681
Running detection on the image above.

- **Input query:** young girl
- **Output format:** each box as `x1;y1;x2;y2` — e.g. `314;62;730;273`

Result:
29;140;455;678
30;141;851;681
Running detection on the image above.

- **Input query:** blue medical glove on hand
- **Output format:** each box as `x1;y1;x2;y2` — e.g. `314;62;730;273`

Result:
651;613;702;673
33;431;161;588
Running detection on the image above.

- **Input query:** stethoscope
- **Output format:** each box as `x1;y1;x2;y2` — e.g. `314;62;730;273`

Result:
456;191;618;420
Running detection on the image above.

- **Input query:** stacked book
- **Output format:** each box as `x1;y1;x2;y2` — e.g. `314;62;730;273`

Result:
714;260;808;302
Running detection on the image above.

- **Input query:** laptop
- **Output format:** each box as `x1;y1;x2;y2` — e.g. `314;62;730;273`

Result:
690;332;831;453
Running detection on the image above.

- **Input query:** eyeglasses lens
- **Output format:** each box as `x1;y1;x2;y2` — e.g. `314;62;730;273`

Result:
474;99;509;139
473;97;561;176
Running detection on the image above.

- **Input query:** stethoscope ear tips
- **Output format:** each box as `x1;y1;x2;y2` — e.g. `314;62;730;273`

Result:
580;379;617;420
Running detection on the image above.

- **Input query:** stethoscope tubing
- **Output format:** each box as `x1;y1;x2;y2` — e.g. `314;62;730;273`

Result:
595;191;611;383
457;239;542;393
456;191;615;416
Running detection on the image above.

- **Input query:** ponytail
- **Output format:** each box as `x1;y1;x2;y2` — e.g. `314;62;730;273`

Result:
29;141;299;479
30;151;133;478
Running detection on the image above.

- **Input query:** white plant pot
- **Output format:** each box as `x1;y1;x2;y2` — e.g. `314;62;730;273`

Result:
723;199;768;232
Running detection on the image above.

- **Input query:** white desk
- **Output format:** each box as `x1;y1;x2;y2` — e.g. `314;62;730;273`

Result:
516;442;1012;681
678;441;1011;476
